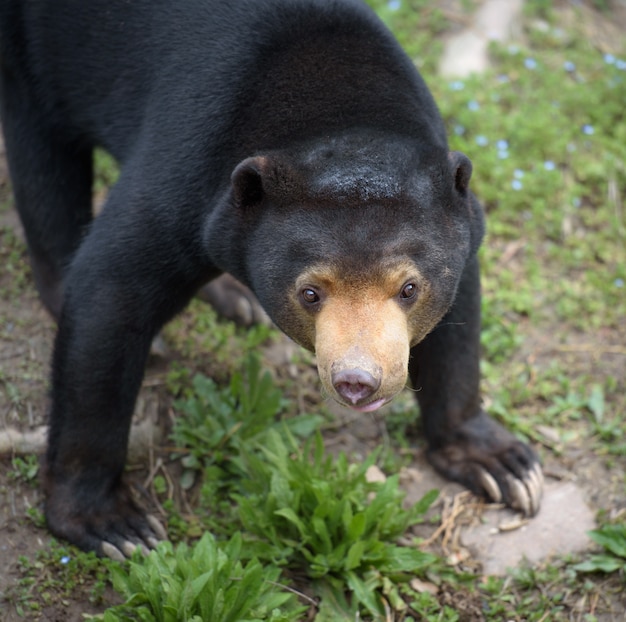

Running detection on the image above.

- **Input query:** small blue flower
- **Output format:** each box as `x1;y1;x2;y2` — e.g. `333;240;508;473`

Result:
497;74;510;83
572;197;581;208
604;53;616;64
475;135;489;146
467;100;480;111
524;57;537;70
60;556;71;565
563;61;576;72
511;179;523;190
454;124;465;136
514;169;524;179
497;141;509;159
508;45;520;55
582;124;594;135
449;80;465;91
387;0;401;10
616;59;626;71
543;160;556;171
614;278;624;288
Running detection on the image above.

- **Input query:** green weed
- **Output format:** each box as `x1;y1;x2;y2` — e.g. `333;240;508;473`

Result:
574;524;626;576
164;300;275;383
170;353;323;487
9;455;39;484
236;430;439;618
97;533;304;622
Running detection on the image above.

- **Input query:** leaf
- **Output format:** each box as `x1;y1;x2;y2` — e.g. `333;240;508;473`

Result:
588;524;626;558
313;580;358;621
182;570;214;613
224;530;244;560
285;414;324;438
311;515;332;554
381;575;407;612
346;570;384;617
573;554;625;574
270;470;294;509
412;488;439;517
346;511;366;541
274;508;308;539
379;546;438;574
345;540;366;571
179;469;196;490
587;384;605;422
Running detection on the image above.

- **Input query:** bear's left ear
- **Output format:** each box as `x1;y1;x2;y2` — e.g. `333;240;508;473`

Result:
448;151;473;195
231;156;269;208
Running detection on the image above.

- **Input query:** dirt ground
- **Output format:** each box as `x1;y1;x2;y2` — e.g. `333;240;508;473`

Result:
1;2;626;621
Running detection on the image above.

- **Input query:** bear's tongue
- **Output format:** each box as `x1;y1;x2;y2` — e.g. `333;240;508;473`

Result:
349;397;388;413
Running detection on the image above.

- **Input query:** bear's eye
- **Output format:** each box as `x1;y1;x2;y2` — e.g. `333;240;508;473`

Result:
399;282;418;300
301;287;320;304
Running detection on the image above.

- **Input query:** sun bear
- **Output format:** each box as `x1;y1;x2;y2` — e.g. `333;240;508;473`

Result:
0;0;542;558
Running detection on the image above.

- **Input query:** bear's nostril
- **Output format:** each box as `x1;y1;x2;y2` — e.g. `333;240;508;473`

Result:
332;368;380;405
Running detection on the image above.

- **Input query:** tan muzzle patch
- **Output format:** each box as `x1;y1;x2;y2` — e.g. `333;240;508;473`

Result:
313;280;412;412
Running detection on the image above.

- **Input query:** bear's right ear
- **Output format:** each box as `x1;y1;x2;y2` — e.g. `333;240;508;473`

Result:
448;151;473;196
231;156;269;208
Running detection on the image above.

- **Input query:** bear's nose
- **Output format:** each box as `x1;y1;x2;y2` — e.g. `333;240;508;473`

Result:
332;368;381;405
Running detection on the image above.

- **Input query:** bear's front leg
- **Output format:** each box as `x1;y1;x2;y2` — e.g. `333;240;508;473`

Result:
42;194;206;558
409;254;543;515
44;297;165;557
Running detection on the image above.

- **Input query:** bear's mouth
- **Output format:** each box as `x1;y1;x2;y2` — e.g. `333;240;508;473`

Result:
346;397;389;413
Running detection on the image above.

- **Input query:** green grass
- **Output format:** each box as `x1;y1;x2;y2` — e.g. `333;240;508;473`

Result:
235;432;440;619
163;300;276;384
99;533;305;622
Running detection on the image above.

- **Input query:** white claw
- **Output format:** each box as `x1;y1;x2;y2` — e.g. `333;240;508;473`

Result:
147;514;168;540
101;541;126;562
121;541;138;557
235;298;254;326
478;468;502;503
508;476;531;516
146;536;160;549
526;463;545;516
535;463;545;490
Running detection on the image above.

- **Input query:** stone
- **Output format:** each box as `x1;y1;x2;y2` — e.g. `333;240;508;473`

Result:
439;0;524;77
461;481;595;575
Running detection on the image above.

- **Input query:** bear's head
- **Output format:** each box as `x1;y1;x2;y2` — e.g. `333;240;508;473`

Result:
207;133;483;412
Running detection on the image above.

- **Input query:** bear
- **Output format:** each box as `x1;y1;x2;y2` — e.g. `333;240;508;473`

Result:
0;0;542;559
